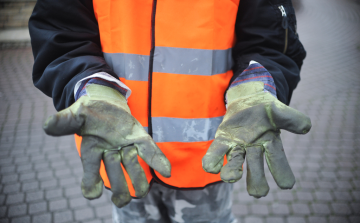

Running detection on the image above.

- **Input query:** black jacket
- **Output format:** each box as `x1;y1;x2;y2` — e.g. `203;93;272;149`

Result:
29;0;306;111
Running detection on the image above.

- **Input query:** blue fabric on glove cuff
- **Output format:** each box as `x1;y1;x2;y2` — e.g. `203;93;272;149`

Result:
229;61;277;98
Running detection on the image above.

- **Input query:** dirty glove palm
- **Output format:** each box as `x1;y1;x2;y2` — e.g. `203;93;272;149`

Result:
202;82;311;198
43;85;171;207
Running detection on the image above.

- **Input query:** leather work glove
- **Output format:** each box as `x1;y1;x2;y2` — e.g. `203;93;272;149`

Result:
43;84;171;207
202;81;311;198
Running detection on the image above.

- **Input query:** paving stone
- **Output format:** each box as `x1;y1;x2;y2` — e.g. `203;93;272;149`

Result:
5;193;24;205
19;172;36;181
0;206;6;218
29;201;47;214
328;216;349;223
11;216;30;223
16;164;32;173
7;204;26;217
2;183;20;194
53;210;73;223
22;181;39;192
49;198;67;211
349;216;360;223
265;217;284;223
291;203;311;215
350;203;360;215
335;181;354;190
331;203;352;215
50;160;67;168
40;179;57;189
244;216;264;223
333;191;352;201
316;180;336;190
0;166;15;174
287;217;306;223
37;170;53;181
276;191;294;201
86;220;102;223
0;195;5;205
232;204;249;216
271;203;290;215
94;205;112;218
298;181;316;190
45;188;63;200
295;191;314;201
33;163;50;171
32;213;52;223
64;186;82;198
25;191;43;202
250;204;269;215
1;174;18;184
314;191;333;201
74;207;94;221
308;216;327;223
311;203;331;215
59;177;76;187
54;169;71;178
0;219;9;223
102;217;113;223
69;197;87;209
351;191;360;201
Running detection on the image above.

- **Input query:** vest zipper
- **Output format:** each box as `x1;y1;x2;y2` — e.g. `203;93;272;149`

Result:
148;0;157;137
278;5;288;54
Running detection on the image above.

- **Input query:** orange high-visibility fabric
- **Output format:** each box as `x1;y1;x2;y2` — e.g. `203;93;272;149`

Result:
152;71;233;118
93;0;153;54
155;0;239;49
74;0;241;193
155;141;228;188
119;78;149;127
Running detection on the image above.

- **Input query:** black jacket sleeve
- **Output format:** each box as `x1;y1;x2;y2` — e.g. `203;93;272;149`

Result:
29;0;117;111
232;0;306;105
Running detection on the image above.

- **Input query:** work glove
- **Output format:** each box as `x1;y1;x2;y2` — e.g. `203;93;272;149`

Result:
202;81;311;198
43;84;171;207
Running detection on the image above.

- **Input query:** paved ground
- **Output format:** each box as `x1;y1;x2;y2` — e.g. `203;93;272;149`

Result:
0;0;359;222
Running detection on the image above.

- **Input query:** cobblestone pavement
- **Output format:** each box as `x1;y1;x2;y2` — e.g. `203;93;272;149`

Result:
0;0;359;222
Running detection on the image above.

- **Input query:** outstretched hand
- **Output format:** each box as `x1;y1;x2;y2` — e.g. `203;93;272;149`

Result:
202;82;311;198
43;85;171;207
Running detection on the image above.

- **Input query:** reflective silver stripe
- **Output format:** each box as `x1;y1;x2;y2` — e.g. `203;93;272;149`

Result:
103;53;149;81
152;116;223;143
143;127;149;133
103;47;233;81
153;47;233;76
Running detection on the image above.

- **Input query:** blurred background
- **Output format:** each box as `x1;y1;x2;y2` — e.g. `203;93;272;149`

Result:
0;0;359;222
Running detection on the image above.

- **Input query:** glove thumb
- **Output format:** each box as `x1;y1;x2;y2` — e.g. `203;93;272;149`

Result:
43;104;84;136
271;101;312;134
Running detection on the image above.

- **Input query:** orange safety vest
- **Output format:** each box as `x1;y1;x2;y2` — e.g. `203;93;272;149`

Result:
75;0;240;197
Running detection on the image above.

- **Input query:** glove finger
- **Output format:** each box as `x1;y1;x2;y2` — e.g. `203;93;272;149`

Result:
121;145;149;198
43;105;84;136
220;146;245;183
134;136;171;178
103;150;131;208
80;137;103;200
202;136;230;174
246;146;269;198
271;101;311;134
264;136;295;189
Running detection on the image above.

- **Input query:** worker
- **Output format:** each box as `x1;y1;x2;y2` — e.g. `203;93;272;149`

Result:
29;0;311;222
